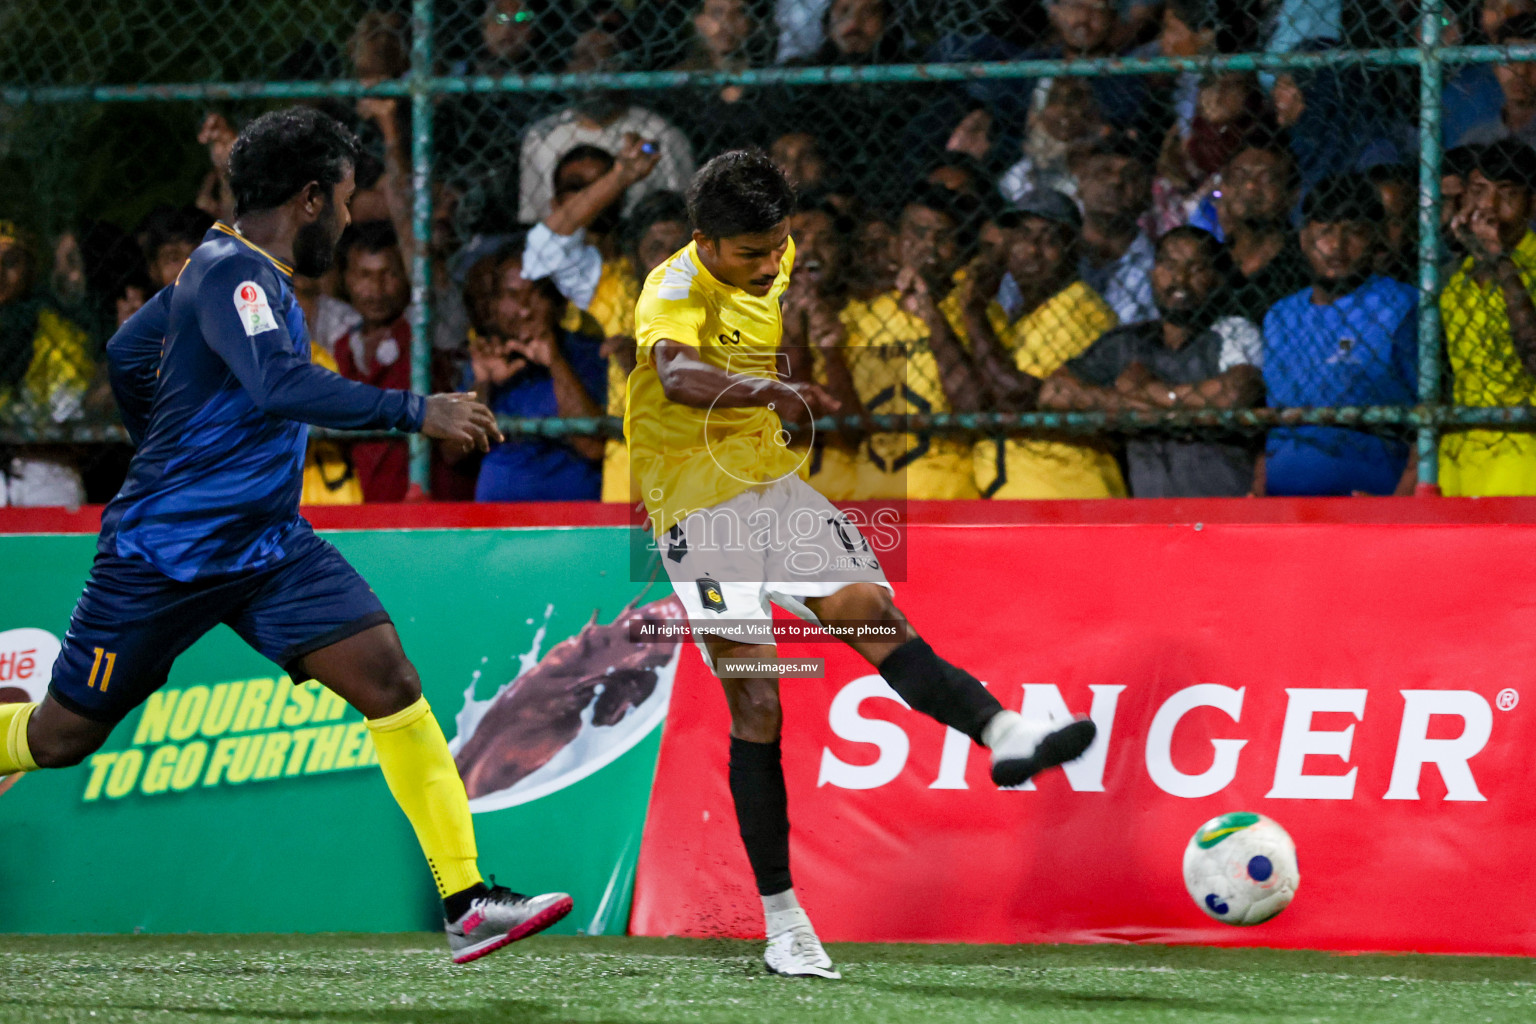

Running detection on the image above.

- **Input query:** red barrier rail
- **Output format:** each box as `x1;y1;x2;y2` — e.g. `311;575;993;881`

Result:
4;497;1536;534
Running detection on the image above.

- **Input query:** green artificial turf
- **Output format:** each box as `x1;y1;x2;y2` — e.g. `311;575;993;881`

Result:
1;934;1533;1024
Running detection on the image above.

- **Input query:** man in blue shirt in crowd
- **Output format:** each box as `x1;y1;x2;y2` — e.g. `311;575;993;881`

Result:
0;107;574;962
1259;172;1418;495
456;242;607;501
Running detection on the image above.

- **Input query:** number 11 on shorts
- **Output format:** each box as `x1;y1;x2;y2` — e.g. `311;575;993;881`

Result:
86;647;117;692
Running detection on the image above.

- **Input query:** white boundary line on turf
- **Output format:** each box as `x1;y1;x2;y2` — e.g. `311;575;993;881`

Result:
972;965;1534;986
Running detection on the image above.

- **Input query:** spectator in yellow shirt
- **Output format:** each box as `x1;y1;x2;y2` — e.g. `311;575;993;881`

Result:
837;184;983;499
299;343;365;505
961;190;1124;498
781;200;863;501
598;191;690;504
1439;138;1536;495
0;221;96;506
521;138;678;504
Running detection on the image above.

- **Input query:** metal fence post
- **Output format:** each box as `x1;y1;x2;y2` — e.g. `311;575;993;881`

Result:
1416;0;1447;493
407;0;435;499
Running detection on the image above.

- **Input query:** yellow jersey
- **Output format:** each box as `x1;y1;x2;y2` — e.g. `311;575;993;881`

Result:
580;257;643;504
973;281;1125;499
1;307;93;426
625;238;805;535
837;288;979;500
1438;230;1536;495
301;345;363;505
804;439;863;501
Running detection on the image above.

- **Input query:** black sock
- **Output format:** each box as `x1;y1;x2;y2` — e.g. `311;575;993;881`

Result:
878;636;1003;744
443;881;489;921
728;736;792;897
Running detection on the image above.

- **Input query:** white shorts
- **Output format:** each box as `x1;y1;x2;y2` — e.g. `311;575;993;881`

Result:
656;475;893;673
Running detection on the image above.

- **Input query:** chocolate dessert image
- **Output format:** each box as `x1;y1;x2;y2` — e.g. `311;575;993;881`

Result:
453;595;686;801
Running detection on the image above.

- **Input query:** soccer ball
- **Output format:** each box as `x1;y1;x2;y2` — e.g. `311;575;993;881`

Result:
1183;812;1300;926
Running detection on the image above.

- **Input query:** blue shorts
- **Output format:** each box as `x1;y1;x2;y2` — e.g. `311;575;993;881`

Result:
49;530;390;723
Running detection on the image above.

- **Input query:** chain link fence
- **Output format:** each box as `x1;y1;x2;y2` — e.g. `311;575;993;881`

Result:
2;0;1535;504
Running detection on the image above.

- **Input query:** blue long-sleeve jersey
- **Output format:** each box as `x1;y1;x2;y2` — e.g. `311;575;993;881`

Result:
108;286;172;447
101;223;426;581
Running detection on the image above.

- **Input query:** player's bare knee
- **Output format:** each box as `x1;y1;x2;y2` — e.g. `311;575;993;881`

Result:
819;583;899;623
374;658;423;715
739;682;781;718
726;676;782;742
731;701;782;742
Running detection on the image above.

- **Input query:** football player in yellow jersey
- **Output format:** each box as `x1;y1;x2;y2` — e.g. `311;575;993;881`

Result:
837;185;984;499
627;150;1097;980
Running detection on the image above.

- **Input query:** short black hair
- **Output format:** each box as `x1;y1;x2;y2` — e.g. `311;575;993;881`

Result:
821;0;887;27
1443;144;1482;181
925;152;992;194
901;181;975;230
795;195;857;236
1468;138;1536;191
554;144;617;196
1364;162;1415;189
903;181;982;254
337;219;402;274
1167;0;1218;29
1080;129;1150;165
490;237;564;305
1303;172;1386;226
307;97;386;189
1499;10;1536;41
1075;127;1159;177
138;205;214;257
227;106;361;217
622;189;689;251
1156;224;1236;278
1227;132;1302;194
686;148;796;240
78;219;152;317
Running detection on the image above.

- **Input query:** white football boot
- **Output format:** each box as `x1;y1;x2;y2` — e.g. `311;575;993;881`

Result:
986;711;1097;788
445;883;573;964
764;907;841;979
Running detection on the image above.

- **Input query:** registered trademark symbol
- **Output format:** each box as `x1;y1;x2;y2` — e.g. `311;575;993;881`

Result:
1496;688;1519;711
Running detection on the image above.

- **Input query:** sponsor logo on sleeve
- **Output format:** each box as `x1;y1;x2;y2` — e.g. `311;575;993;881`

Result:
234;281;280;337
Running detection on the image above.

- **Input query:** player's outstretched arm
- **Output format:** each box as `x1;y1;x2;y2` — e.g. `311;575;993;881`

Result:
652;338;839;422
199;261;427;432
105;286;174;446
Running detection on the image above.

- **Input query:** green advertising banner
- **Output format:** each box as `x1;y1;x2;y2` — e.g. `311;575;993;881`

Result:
0;526;679;937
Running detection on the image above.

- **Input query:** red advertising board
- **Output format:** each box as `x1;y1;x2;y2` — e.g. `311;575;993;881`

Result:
631;515;1536;954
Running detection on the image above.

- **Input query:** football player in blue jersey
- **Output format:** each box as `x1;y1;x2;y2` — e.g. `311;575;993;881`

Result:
0;107;573;963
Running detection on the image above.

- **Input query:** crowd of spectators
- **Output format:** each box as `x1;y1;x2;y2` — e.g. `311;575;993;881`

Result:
5;0;1536;503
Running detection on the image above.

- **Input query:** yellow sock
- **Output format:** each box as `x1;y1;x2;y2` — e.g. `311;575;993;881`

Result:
367;696;482;898
1;702;39;775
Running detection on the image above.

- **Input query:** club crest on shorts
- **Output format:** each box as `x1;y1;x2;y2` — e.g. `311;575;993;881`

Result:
696;577;726;612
